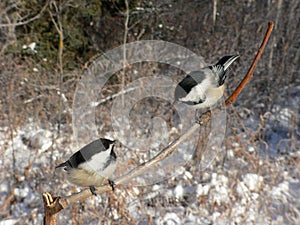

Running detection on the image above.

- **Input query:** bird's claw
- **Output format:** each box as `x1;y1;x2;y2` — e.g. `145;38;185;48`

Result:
108;180;115;191
89;186;97;196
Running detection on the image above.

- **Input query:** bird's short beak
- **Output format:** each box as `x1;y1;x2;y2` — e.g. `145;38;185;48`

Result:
223;55;239;71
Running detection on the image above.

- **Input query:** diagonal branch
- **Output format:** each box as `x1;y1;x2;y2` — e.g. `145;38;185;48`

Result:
225;21;274;106
43;21;275;225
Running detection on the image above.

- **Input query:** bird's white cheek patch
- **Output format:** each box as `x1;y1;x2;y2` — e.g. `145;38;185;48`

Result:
80;148;111;172
79;150;116;180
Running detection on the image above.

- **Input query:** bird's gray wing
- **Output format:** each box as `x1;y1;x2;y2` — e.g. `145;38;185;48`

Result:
174;70;207;101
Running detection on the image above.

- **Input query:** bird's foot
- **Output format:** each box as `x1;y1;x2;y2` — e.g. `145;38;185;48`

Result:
194;109;210;125
89;186;97;196
108;179;115;191
194;118;201;124
194;116;203;125
194;109;202;124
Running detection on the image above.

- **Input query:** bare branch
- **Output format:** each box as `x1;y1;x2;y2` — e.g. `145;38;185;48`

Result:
225;21;274;106
94;87;138;106
48;2;64;135
121;0;130;107
0;1;49;28
213;0;217;26
43;21;275;224
42;193;61;225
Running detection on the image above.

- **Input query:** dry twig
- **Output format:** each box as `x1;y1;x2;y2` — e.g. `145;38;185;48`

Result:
225;22;274;106
0;1;49;28
48;2;64;135
121;0;130;107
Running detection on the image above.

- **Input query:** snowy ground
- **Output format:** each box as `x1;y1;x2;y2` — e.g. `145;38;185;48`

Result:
0;102;299;225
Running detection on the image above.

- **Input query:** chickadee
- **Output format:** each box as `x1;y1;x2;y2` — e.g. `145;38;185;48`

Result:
56;138;117;195
174;55;239;109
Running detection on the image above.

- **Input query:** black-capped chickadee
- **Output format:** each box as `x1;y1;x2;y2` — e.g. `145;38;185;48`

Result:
56;138;117;195
174;55;239;109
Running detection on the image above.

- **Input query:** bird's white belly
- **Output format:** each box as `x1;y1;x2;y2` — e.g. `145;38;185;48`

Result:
192;85;225;109
67;168;105;187
68;160;117;187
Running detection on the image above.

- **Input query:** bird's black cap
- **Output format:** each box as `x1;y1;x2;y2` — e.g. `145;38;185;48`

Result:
216;55;239;71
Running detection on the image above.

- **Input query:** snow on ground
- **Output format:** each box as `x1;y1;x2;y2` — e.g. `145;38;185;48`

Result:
0;103;299;224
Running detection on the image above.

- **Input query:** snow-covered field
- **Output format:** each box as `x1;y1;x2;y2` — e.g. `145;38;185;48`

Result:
0;100;299;224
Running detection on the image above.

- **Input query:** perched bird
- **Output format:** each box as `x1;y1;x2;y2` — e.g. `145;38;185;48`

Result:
56;138;117;195
174;55;239;109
